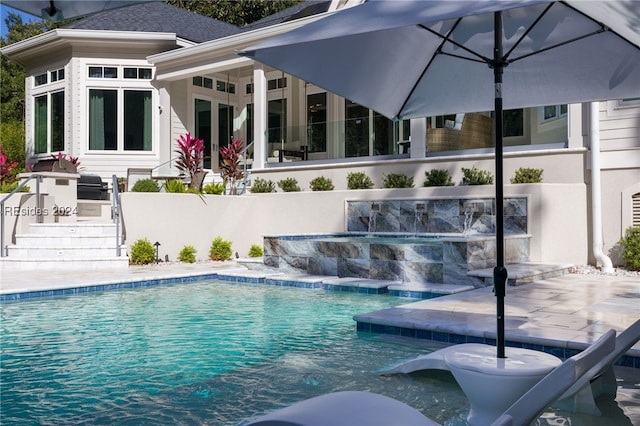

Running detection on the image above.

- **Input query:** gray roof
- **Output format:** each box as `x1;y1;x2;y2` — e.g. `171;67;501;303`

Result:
64;2;241;43
243;1;331;31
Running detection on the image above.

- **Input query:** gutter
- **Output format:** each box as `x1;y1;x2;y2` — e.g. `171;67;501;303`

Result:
589;102;614;273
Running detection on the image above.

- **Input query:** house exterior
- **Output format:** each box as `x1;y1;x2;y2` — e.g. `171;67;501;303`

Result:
2;0;639;267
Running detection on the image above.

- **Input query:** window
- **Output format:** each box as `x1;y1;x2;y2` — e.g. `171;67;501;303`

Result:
50;69;65;82
504;109;524;137
618;98;640;107
124;67;152;79
307;93;326;153
216;80;236;94
88;66;118;79
540;104;567;123
34;91;65;154
35;73;47;86
89;89;152;151
246;83;254;95
193;76;213;89
268;77;287;91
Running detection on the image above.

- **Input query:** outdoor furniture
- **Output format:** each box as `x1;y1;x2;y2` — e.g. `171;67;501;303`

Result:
427;112;493;152
244;330;616;426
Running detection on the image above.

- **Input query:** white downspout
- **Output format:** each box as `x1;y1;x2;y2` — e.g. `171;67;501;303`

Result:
590;102;614;273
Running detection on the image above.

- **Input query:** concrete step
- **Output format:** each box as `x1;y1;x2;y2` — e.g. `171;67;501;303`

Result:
0;257;129;271
27;222;118;236
468;262;575;286
14;234;115;248
7;245;125;259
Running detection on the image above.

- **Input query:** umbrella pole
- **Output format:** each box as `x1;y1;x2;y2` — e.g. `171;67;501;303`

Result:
493;11;508;359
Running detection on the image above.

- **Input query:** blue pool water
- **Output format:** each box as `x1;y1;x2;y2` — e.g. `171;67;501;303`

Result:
2;280;637;425
0;281;467;425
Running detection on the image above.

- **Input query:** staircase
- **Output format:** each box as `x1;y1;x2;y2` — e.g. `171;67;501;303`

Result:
1;221;128;271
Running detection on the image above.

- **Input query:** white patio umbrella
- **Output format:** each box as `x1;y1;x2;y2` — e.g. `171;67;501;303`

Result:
2;0;157;22
239;0;640;358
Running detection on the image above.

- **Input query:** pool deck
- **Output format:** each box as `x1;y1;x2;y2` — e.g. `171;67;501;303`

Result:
1;261;639;365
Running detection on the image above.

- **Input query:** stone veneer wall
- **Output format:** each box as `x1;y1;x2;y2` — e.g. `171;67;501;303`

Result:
264;233;530;287
347;197;527;235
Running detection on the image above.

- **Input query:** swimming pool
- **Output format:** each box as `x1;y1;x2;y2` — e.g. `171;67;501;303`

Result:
1;280;637;425
0;280;467;425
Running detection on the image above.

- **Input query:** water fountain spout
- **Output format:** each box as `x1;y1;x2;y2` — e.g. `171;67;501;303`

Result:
368;202;380;233
463;204;475;234
414;203;425;234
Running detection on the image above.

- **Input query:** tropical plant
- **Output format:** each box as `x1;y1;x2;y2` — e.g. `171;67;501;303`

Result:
250;177;276;193
511;167;544;183
248;244;264;258
347;172;374;189
210;236;232;261
130;238;156;265
164;179;186;193
0;122;25;181
461;166;494;185
175;132;205;191
131;178;160;192
202;181;226;195
219;138;245;195
621;226;640;271
383;172;414;188
423;169;454;187
310;176;334;191
51;151;81;170
0;181;28;193
278;177;301;192
178;245;197;263
0;146;18;185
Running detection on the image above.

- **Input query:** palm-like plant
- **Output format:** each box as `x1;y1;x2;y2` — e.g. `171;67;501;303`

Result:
175;133;205;191
219;138;245;195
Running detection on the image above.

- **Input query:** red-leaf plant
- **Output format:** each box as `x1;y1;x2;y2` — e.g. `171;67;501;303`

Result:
0;146;18;184
219;138;245;195
175;133;205;190
51;152;82;171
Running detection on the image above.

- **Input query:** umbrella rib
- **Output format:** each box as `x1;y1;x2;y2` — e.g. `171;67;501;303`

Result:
509;29;605;64
398;20;491;115
503;2;555;62
418;22;491;63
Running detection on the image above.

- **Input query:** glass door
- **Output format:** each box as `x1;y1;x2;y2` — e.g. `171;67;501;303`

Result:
194;98;212;169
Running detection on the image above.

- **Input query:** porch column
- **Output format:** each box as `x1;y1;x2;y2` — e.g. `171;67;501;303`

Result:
252;63;267;170
410;118;427;158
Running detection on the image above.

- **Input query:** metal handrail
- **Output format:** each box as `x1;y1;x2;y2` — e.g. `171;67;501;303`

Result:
111;174;124;257
1;174;43;257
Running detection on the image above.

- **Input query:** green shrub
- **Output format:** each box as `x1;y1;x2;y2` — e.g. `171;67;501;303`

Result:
164;179;186;193
0;182;29;193
250;177;276;193
278;177;301;192
511;167;544;183
210;236;232;261
130;238;156;265
131;178;160;192
423;169;454;187
347;172;374;189
621;226;640;271
248;244;263;258
178;245;197;263
310;176;334;191
461;166;494;185
202;181;225;195
383;172;414;188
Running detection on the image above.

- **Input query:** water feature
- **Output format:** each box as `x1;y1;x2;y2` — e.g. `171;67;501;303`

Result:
0;281;469;425
368;202;379;233
414;203;425;234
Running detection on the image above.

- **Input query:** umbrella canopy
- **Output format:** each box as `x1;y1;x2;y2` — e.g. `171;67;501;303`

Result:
2;0;157;22
239;0;640;358
240;0;639;119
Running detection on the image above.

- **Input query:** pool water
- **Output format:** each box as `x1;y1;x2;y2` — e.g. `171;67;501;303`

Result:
0;281;467;425
2;281;638;425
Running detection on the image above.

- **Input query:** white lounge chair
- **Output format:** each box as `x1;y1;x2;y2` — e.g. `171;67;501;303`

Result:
244;330;616;426
554;318;640;415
